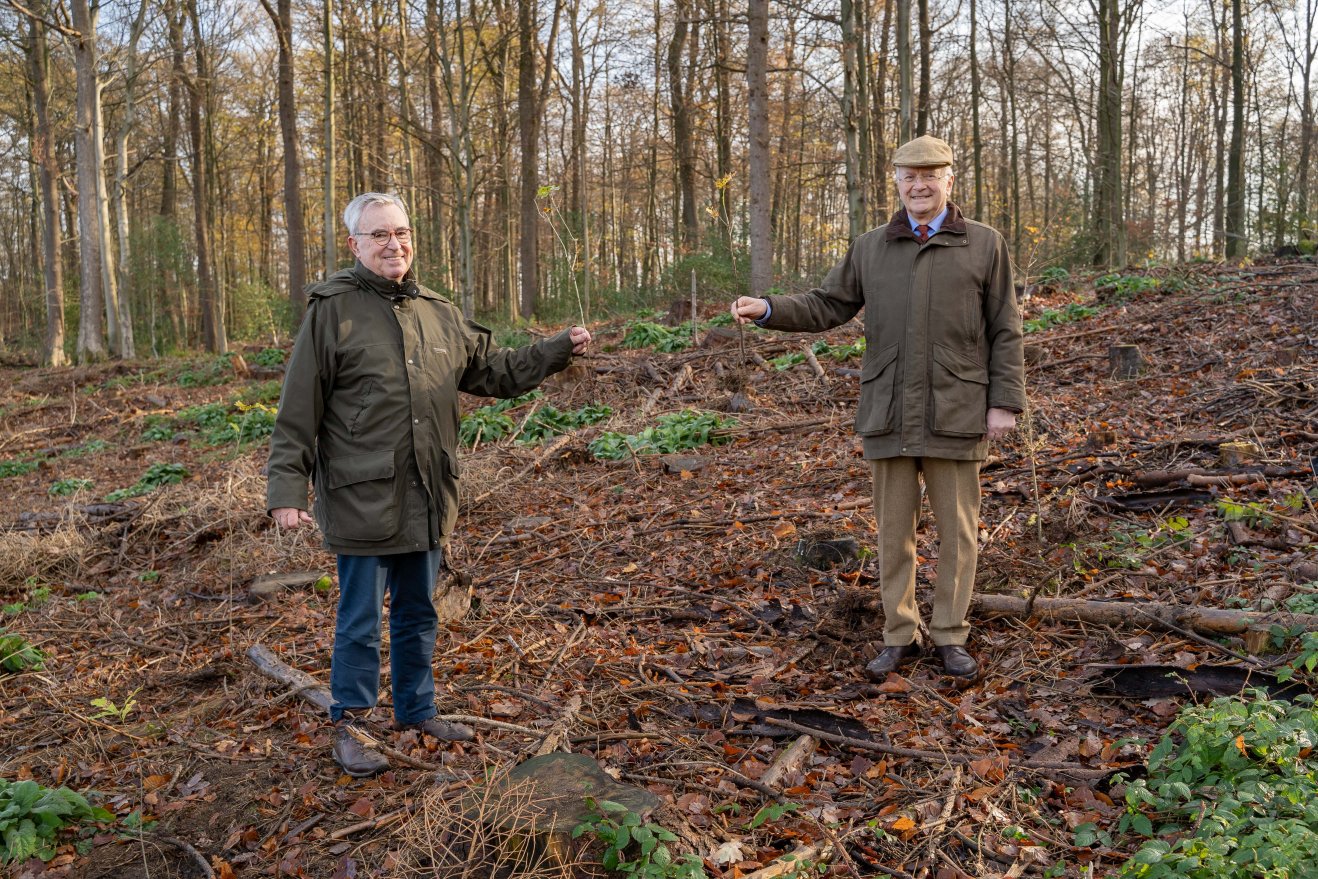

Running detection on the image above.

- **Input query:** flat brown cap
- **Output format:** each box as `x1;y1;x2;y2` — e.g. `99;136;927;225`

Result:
892;135;954;167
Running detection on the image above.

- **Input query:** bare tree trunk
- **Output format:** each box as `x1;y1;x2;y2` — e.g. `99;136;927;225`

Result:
712;0;733;253
970;0;983;220
1091;0;1126;266
262;0;308;316
897;0;912;142
516;0;562;318
27;3;65;367
1225;0;1246;258
187;0;225;353
916;0;930;135
109;0;149;360
842;0;866;238
668;0;699;249
430;0;478;318
71;0;106;362
324;0;337;276
747;0;771;295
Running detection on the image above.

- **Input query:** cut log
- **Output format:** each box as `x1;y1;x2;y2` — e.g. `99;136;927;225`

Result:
246;643;332;711
973;593;1318;636
1108;344;1143;378
760;735;816;789
248;571;328;602
1218;440;1261;467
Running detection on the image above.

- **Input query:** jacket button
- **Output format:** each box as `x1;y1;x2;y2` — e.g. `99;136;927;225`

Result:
414;418;420;424
407;359;414;365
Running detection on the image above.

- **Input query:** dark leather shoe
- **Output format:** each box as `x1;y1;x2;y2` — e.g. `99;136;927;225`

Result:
396;716;475;742
332;722;389;777
935;645;979;678
864;643;919;680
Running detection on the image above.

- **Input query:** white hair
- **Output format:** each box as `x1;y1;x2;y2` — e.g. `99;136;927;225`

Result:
893;167;955;180
343;192;409;235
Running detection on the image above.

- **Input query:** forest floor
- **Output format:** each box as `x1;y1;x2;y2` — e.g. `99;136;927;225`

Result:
0;259;1316;879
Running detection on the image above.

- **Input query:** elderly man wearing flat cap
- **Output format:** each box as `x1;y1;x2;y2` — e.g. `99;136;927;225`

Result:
731;135;1025;680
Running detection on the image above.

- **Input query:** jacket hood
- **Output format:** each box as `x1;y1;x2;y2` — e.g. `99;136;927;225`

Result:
885;202;968;241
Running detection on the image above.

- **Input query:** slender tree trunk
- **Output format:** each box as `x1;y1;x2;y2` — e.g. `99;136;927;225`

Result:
263;0;308;315
747;0;771;295
187;0;225;352
108;0;149;359
970;0;983;220
668;0;699;249
71;0;106;362
916;0;930;135
324;0;337;276
516;0;561;318
897;0;912;142
842;0;866;238
27;4;65;367
1225;0;1247;258
713;0;733;253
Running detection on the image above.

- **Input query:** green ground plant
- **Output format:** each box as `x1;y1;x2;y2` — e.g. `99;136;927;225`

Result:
1115;691;1318;878
572;798;706;879
588;411;734;460
517;402;613;444
0;457;40;479
0;779;113;864
1023;302;1102;333
104;462;190;502
621;321;694;353
769;337;866;369
459;392;542;446
0;630;44;673
49;478;94;497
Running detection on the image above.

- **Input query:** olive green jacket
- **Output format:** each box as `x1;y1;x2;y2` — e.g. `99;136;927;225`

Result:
762;204;1025;461
266;262;576;554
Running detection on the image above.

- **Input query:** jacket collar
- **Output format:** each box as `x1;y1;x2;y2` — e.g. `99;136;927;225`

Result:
885;202;968;242
351;261;424;300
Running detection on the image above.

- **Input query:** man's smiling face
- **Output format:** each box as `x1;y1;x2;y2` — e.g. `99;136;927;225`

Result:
347;202;414;281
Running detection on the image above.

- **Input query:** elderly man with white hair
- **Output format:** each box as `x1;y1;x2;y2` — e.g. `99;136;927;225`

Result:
268;192;591;775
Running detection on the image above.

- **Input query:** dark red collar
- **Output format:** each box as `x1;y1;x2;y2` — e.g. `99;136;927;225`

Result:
885;203;968;241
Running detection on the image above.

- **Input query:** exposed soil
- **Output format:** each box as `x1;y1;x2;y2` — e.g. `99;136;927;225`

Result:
1;259;1315;878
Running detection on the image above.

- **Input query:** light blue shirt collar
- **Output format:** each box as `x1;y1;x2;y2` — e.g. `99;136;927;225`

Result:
908;207;948;235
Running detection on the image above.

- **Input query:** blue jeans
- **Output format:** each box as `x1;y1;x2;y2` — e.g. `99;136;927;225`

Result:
330;549;443;724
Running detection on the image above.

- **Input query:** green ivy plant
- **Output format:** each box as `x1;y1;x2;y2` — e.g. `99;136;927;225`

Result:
1115;691;1318;877
572;798;706;879
0;779;113;864
620;321;693;353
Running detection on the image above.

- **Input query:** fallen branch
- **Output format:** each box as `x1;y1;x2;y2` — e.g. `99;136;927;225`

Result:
761;717;1112;780
973;593;1318;636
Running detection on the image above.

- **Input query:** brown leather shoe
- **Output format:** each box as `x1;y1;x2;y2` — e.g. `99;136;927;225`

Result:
396;716;475;742
935;645;979;678
332;722;390;777
864;643;920;680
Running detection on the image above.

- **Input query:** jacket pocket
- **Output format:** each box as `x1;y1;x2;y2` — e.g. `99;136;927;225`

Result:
321;449;398;540
855;343;900;436
931;343;988;437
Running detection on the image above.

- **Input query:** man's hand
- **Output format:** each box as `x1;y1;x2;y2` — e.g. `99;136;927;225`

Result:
271;507;314;529
986;407;1017;440
730;296;768;325
568;326;592;355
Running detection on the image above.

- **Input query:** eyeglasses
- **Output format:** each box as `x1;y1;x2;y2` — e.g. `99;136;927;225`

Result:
896;171;950;185
356;228;413;246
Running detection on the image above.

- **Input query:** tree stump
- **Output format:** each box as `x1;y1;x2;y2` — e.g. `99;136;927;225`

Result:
402;753;662;879
1218;440;1261;468
1108;344;1143;378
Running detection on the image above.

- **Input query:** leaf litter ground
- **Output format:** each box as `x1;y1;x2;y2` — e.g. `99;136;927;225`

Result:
0;260;1315;878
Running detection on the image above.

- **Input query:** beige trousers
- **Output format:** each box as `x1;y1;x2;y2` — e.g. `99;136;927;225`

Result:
869;457;981;647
